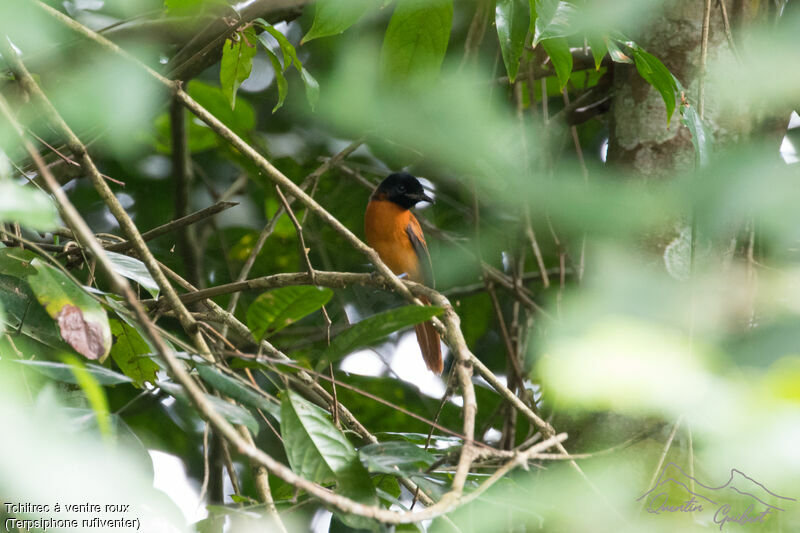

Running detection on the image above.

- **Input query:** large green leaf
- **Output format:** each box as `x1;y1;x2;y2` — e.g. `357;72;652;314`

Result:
496;0;530;83
280;389;356;483
280;390;376;512
325;305;443;363
380;0;453;82
220;27;258;110
358;441;437;475
109;319;159;388
26;259;112;360
533;0;577;45
196;364;280;421
246;285;333;341
104;251;159;298
13;359;132;385
0;181;58;231
301;0;374;43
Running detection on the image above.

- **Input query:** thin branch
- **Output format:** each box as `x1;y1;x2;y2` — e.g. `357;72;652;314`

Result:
639;417;683;512
455;433;568;507
717;0;737;57
699;0;713;119
103;201;237;252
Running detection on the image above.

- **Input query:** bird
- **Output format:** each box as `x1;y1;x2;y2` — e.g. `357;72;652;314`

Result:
364;172;443;374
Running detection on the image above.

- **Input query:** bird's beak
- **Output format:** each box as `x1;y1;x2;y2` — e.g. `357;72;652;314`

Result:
413;192;435;205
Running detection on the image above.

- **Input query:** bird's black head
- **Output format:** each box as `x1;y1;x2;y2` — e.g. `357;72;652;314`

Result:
373;172;434;210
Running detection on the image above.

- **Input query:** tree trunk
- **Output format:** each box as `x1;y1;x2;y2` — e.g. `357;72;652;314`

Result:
606;0;773;178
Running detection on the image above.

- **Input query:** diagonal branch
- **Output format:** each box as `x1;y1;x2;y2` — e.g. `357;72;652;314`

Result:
104;200;237;253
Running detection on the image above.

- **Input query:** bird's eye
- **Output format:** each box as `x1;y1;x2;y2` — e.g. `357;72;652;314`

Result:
398;184;407;192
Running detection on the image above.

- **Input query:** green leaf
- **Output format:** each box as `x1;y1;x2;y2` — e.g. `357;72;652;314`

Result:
541;37;573;89
606;38;632;63
26;259;112;360
586;33;607;70
358;441;437;475
299;67;320;111
281;390;376;512
680;102;712;167
0;247;38;278
533;0;577;45
157;381;260;434
325;305;443;363
380;0;453;83
0;275;65;349
254;19;299;70
196;364;280;421
254;21;319;110
0;181;58;231
629;45;678;122
220;27;258;110
496;0;530;83
104;251;159;298
263;47;289;113
63;353;112;440
13;359;132;385
281;389;358;483
109;319;159;388
301;0;374;43
246;286;333;341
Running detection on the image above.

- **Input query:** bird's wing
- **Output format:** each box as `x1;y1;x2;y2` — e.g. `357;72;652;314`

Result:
405;214;434;288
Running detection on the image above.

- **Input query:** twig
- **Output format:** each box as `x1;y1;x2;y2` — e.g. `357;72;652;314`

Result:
455;433;568;507
639;416;683;512
105;201;237;253
699;0;713;119
23;128;125;185
486;281;525;393
717;0;737;56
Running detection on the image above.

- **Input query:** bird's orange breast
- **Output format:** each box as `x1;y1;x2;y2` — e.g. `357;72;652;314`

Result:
364;200;423;282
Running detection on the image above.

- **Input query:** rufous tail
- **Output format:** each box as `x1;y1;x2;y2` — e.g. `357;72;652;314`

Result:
414;321;442;374
413;296;442;374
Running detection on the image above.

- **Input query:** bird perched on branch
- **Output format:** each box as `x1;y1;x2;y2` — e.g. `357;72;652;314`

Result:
364;172;442;374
